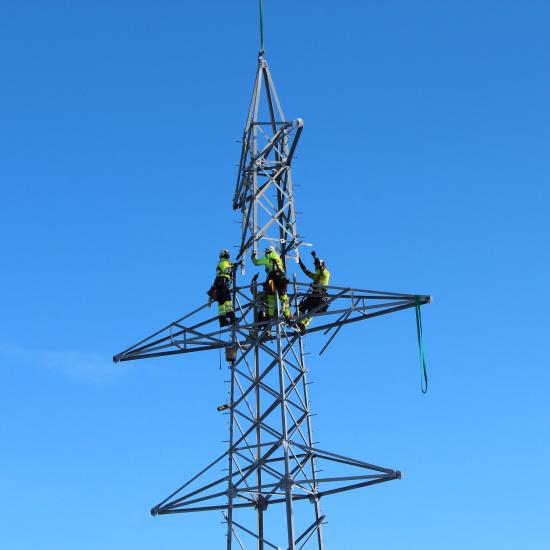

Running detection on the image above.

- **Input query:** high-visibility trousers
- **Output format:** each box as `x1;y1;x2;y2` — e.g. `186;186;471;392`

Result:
297;292;327;327
213;276;233;317
266;293;290;318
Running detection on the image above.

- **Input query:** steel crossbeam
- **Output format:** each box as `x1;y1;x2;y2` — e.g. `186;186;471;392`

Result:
113;286;430;363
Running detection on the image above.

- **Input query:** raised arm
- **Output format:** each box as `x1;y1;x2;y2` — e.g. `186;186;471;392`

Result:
251;252;267;267
298;257;315;280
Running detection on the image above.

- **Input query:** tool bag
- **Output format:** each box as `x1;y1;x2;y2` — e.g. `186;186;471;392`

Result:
207;276;230;302
267;270;288;295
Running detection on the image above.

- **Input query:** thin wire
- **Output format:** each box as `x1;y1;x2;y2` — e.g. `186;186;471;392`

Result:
219;326;222;369
259;0;265;54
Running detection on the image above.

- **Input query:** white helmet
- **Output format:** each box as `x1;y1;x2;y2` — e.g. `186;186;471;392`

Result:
265;245;276;255
314;256;326;269
219;249;230;258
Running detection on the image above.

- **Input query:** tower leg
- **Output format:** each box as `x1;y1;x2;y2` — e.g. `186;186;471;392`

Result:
275;293;296;550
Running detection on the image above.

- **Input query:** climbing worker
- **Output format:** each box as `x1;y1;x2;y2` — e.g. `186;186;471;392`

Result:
207;249;236;328
296;251;331;334
251;246;291;320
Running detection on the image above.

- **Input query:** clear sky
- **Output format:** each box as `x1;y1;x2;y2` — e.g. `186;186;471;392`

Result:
1;1;549;548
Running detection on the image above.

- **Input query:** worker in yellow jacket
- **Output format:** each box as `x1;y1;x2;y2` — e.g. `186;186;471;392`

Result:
207;249;235;327
251;246;291;320
296;251;331;334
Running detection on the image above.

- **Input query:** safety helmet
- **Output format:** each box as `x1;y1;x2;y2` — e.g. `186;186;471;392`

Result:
219;248;230;258
265;246;276;255
315;257;326;269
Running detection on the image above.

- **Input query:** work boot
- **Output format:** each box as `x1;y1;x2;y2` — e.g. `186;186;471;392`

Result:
226;311;236;326
218;315;229;328
297;322;306;335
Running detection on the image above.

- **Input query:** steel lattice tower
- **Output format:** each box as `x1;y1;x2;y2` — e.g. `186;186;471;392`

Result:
114;51;431;550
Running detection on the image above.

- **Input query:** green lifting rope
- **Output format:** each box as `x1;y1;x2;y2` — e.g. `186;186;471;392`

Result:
259;0;265;54
414;296;429;394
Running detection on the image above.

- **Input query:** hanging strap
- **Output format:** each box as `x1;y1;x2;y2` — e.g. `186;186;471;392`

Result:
259;0;265;54
414;296;429;394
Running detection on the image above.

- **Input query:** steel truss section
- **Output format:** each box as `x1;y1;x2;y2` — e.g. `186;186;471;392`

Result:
233;55;302;269
142;283;414;548
114;52;431;550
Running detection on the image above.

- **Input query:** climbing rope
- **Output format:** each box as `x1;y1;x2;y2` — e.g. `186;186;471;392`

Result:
259;0;265;54
414;296;429;394
218;326;222;370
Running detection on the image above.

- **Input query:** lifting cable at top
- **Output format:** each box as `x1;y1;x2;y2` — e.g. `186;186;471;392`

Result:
259;0;265;55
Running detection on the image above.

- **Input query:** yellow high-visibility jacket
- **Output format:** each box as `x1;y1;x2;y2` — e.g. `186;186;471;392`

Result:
252;251;284;273
300;261;330;287
216;258;232;279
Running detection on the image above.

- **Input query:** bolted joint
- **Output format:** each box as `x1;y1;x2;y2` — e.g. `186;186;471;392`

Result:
150;506;160;517
396;470;403;480
256;495;269;512
226;483;238;499
281;473;293;491
308;490;320;504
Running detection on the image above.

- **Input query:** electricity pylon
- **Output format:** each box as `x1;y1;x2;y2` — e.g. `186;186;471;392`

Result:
114;52;431;550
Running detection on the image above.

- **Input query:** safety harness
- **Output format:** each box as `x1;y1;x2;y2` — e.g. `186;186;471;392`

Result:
216;259;233;279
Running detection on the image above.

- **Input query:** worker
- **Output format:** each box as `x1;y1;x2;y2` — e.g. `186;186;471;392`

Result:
251;246;291;320
296;251;331;334
207;249;235;327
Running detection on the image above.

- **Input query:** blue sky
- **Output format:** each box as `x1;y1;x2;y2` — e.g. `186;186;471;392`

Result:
1;1;549;548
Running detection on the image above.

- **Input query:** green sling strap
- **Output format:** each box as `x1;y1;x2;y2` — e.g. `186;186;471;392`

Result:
414;296;429;394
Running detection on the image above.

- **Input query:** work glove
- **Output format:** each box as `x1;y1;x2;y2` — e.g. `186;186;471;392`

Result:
252;252;257;259
311;250;317;258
